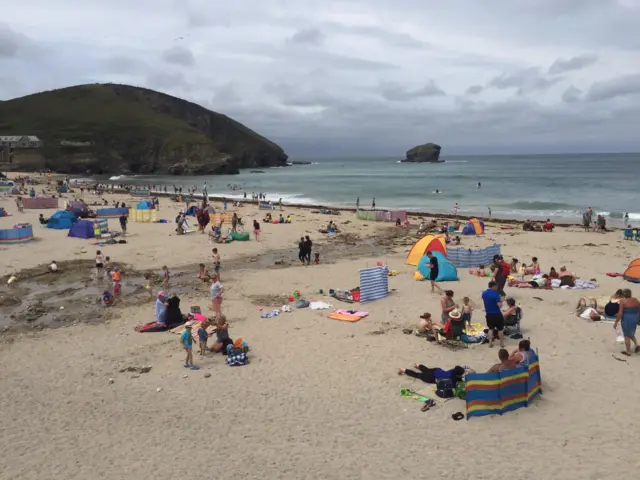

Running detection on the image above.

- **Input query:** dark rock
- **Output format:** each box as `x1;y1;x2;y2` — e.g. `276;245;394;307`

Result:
401;143;443;163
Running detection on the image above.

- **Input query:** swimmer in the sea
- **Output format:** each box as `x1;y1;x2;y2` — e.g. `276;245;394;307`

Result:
435;189;440;194
478;182;481;188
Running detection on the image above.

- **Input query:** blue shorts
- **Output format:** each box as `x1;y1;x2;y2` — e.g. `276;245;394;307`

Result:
462;312;471;322
214;264;220;272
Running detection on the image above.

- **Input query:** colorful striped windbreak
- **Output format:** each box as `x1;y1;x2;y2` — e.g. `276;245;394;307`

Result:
465;351;542;419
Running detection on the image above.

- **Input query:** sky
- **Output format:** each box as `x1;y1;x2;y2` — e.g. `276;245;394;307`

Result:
1;0;640;156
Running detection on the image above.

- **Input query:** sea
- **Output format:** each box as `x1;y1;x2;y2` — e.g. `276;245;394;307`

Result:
96;153;640;223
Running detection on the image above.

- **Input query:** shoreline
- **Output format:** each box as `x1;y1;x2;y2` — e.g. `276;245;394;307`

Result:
95;187;589;228
5;172;617;227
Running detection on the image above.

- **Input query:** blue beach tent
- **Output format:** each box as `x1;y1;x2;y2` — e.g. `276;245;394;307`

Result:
47;210;77;230
417;251;458;282
137;200;154;210
67;219;95;239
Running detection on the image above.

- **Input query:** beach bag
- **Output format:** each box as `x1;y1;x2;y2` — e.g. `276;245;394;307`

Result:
454;382;466;400
226;339;249;366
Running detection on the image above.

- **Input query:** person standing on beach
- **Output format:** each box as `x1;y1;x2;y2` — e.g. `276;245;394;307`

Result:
491;254;507;297
454;203;459;217
298;237;306;264
372;198;376;210
488;207;492;217
210;273;224;318
304;235;313;264
425;251;442;293
212;248;221;279
356;197;360;209
615;289;640;356
253;219;261;241
482;281;505;348
162;265;170;291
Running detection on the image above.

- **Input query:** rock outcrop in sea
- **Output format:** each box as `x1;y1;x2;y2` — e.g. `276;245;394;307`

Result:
401;143;443;163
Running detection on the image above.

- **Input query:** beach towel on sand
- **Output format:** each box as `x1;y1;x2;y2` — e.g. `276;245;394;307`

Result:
551;279;598;290
328;310;369;322
135;320;184;333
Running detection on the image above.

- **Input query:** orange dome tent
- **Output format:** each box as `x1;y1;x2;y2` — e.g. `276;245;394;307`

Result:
406;234;446;266
624;258;640;283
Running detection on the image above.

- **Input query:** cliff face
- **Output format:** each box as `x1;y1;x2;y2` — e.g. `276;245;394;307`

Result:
402;143;442;163
0;84;288;175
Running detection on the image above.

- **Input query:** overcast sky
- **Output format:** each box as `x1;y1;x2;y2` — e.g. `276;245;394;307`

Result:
2;0;640;156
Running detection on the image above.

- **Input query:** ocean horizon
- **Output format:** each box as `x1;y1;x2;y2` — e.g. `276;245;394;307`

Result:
95;152;640;223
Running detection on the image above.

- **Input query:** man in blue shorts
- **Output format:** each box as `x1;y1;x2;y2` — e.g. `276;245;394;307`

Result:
482;281;504;348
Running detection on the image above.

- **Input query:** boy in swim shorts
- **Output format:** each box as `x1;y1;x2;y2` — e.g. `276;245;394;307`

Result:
212;248;221;279
180;321;199;369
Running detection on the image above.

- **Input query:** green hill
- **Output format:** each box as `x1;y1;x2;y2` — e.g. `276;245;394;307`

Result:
0;84;288;174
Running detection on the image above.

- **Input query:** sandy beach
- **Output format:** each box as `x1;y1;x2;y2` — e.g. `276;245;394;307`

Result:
1;176;640;480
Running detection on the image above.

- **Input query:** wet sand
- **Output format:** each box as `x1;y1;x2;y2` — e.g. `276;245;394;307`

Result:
1;180;640;480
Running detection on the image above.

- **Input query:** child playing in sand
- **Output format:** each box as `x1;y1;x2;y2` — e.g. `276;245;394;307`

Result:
197;319;209;356
253;220;261;241
510;258;519;275
104;256;112;277
162;265;170;290
524;257;540;275
102;290;115;307
144;273;153;300
210;273;224;318
476;264;486;276
95;250;105;279
180;320;199;369
212;248;221;279
111;267;121;296
462;297;473;329
210;314;233;353
197;263;210;282
416;312;435;337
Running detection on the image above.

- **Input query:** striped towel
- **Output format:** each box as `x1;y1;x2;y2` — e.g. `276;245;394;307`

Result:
359;267;388;303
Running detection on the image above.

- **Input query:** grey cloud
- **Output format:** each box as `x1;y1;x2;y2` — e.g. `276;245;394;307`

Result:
103;56;149;75
0;24;39;58
549;53;598;75
263;82;337;108
161;45;195;66
465;85;484;95
288;28;324;45
251;42;398;71
211;82;242;107
488;67;563;94
561;85;583;103
379;80;445;101
325;23;429;49
146;71;189;90
586;74;640;101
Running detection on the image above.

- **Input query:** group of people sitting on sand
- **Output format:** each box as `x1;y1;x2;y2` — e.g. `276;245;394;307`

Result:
415;288;523;344
262;212;292;224
501;257;577;289
522;218;555;232
318;220;339;234
417;219;462;236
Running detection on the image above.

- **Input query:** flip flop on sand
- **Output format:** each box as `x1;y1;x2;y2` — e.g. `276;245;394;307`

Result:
190;365;200;370
421;399;436;412
620;351;631;356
